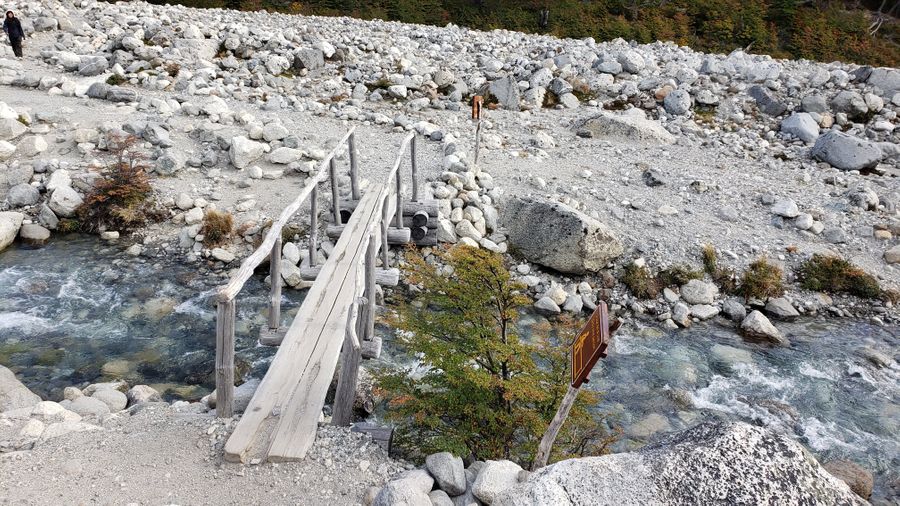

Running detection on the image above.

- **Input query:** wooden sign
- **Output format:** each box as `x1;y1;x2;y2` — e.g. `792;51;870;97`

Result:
571;302;609;388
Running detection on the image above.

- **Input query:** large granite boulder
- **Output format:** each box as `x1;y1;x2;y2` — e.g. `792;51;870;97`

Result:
494;422;865;506
576;111;675;144
502;197;623;274
811;131;883;171
1;365;41;412
0;210;24;251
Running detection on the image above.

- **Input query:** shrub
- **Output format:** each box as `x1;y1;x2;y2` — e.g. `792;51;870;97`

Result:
105;74;127;86
622;263;659;299
798;255;883;299
738;257;784;302
200;209;234;247
712;266;739;295
376;246;615;466
164;62;181;78
76;134;162;233
657;265;703;287
701;244;717;274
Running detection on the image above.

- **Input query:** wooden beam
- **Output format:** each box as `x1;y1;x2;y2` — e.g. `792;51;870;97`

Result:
326;224;411;244
333;298;365;426
351;423;393;454
215;299;235;418
299;264;399;287
329;157;341;226
349;131;360;201
411;135;419;202
268;238;282;330
361;336;382;360
340;199;438;218
309;186;318;268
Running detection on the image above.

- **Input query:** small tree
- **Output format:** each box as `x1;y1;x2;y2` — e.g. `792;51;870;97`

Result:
77;134;162;233
376;246;614;466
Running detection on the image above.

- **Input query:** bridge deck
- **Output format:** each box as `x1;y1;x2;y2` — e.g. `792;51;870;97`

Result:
224;184;387;463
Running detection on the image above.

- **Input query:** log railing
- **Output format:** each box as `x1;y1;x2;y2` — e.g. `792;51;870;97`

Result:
214;127;419;418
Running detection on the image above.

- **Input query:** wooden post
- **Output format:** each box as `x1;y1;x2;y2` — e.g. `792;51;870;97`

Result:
333;298;365;426
309;186;318;268
380;203;390;268
410;135;419;202
268;238;282;330
363;233;376;341
215;299;236;418
394;173;403;229
474;119;483;167
330;158;341;225
532;383;580;470
349;132;360;201
411;226;428;241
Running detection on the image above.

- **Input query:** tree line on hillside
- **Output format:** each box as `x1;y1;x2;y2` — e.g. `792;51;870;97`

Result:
158;0;899;66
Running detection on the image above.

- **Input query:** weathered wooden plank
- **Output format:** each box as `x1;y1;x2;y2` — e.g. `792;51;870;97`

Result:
332;298;365;426
309;186;318;268
217;127;354;303
411;135;419;202
361;336;383;360
268;238;282;330
329;158;341;226
298;264;399;287
349;131;360;201
326;224;412;245
215;299;235;418
259;326;288;346
340;199;438;218
351;423;393;454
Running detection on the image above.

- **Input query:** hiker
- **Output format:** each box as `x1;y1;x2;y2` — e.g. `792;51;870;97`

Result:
3;11;24;58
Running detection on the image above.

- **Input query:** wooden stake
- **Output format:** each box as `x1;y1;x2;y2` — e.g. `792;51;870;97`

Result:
215;299;236;418
410;135;418;202
349;131;360;201
329;158;341;225
268;238;282;330
309;186;318;268
532;383;580;470
333;297;365;426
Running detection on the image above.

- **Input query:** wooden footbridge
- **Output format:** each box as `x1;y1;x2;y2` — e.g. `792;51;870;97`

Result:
213;128;433;463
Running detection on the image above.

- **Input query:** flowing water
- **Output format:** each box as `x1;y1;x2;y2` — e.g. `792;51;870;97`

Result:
1;237;898;499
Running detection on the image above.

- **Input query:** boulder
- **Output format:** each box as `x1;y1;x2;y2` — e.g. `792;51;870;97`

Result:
680;280;718;305
425;452;466;496
489;74;520;111
576;112;675;145
771;199;799;218
493;422;865;506
372;480;430;506
830;91;868;119
473;460;523;504
764;298;799;320
0;365;41;412
663;89;691;115
780;112;819;143
740;310;787;345
885;245;900;264
748;85;786;116
68;395;111;419
0;117;27;140
78;56;109;76
91;389;127;412
126;385;162;406
867;67;900;97
502;197;623;274
293;48;325;71
6;183;40;207
48;186;83;218
16;135;47;157
0;140;16;160
0;211;24;251
18;223;50;247
230;136;266;169
811;131;883;171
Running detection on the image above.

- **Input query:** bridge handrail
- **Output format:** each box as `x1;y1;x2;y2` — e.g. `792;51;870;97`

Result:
217;126;357;303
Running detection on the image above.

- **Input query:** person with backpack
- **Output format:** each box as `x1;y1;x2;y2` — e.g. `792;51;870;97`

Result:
3;11;25;58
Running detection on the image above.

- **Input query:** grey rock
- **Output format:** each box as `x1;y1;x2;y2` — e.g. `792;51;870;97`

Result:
740;310;787;345
473;460;523;504
6;183;40;207
489;74;520;111
672;302;691;327
230;136;266;169
577;112;675;145
800;94;827;113
155;150;185;175
493;422;865;506
0;364;41;412
765;298;799;320
811;131;883;171
823;227;847;244
106;87;138;103
748;85;786;116
722;299;747;322
0;211;24;251
91;389;127;412
68;395;111;419
503;197;623;274
663;89;691;116
830;91;868;119
617;50;645;73
0;117;27;140
293;48;325;71
771;199;799;218
642;168;666;187
780;113;819;143
867;68;900;97
86;82;110;99
823;460;873;500
426;452;466;496
691;304;719;320
78;56;108;76
373;480;431;506
18;223;50;247
429;490;455;506
126;385;162;406
38;204;58;230
48;186;83;218
534;296;561;315
680;280;718;305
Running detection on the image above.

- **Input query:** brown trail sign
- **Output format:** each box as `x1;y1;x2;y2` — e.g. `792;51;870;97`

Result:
533;302;616;470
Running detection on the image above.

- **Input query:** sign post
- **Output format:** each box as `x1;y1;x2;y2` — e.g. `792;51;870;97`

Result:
472;96;484;167
532;302;615;470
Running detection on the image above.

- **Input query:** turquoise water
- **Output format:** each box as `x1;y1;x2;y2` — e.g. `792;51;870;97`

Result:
1;236;897;500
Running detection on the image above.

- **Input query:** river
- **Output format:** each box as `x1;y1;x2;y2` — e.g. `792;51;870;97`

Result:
1;236;897;500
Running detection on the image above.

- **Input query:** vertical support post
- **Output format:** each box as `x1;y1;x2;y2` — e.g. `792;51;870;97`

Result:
215;299;236;418
268;237;282;330
330;158;341;225
333;298;364;426
532;383;581;470
364;233;377;341
394;171;403;229
309;186;318;268
410;136;419;202
349;132;360;201
380;203;390;268
474;119;483;167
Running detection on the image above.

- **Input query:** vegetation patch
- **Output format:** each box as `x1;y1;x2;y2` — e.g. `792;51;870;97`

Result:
375;246;615;465
798;254;883;299
657;265;703;287
622;263;659;299
738;257;784;302
701;244;717;274
105;74;127;86
76;135;163;234
200;209;234;247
